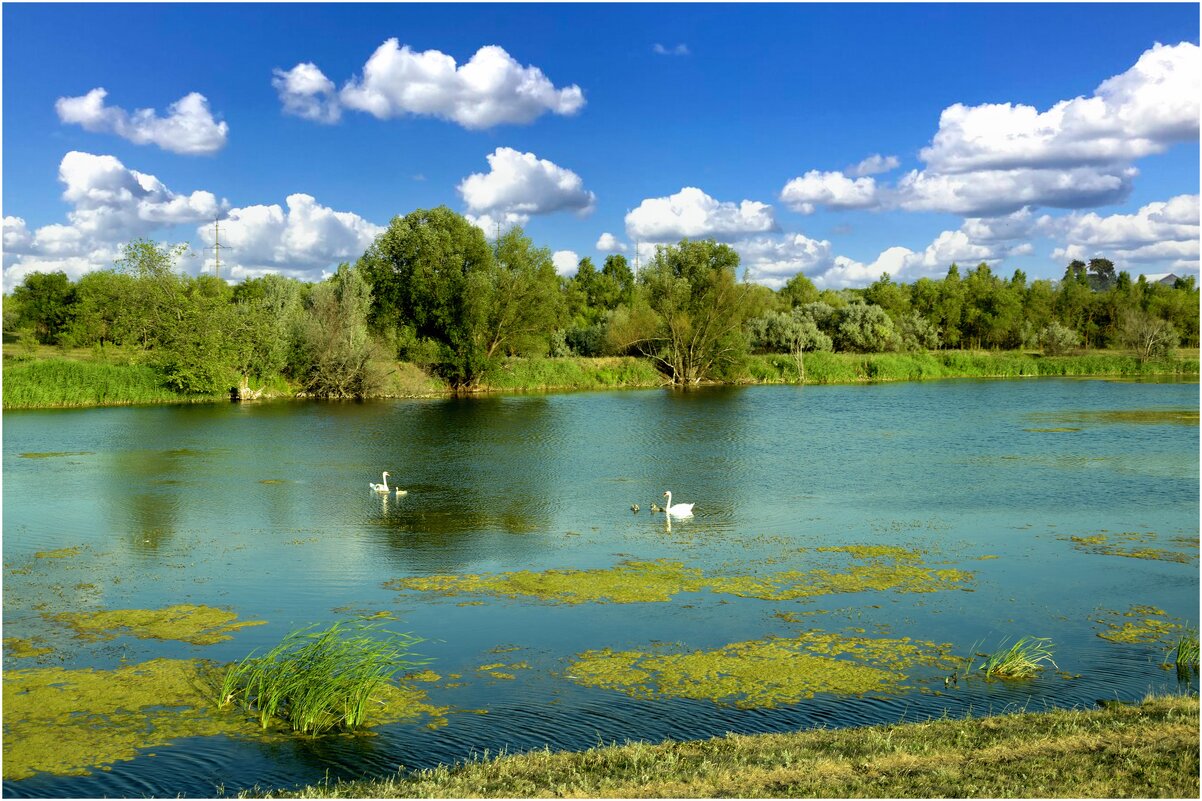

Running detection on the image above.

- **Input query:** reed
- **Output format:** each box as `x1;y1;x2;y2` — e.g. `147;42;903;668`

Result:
978;636;1058;679
218;620;425;734
1165;632;1200;682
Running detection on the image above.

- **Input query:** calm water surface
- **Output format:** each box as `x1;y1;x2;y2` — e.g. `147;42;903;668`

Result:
3;378;1198;796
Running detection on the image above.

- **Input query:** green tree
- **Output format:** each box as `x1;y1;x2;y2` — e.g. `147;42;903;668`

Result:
486;227;564;358
11;271;76;344
935;264;965;348
833;302;899;352
863;273;909;320
1088;258;1116;291
358;206;495;388
230;273;304;383
747;308;832;380
616;239;753;385
293;265;383;397
779;272;820;308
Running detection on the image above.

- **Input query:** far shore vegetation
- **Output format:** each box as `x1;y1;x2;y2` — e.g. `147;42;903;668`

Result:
3;206;1198;409
241;694;1199;799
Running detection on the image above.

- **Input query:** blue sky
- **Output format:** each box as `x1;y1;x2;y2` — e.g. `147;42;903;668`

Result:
3;3;1198;290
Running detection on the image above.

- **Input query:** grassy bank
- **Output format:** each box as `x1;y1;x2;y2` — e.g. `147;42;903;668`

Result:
745;350;1201;385
244;694;1198;798
1;358;220;408
4;348;1197;409
478;356;665;392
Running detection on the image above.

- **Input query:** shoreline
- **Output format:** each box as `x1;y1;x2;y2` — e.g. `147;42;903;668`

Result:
3;350;1198;411
241;694;1200;798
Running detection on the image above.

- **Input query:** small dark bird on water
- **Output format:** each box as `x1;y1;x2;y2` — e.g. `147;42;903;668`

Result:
631;504;640;513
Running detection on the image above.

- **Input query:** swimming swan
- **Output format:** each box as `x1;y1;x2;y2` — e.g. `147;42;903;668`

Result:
369;472;391;492
662;491;695;517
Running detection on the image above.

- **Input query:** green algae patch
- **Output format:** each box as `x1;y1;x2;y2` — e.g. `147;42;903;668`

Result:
2;658;261;780
1069;533;1194;564
815;545;923;562
19;451;93;459
49;604;267;645
2;657;449;780
3;637;54;659
34;546;82;559
1094;606;1190;645
1027;409;1199;427
386;560;706;604
1024;427;1081;433
568;631;959;709
386;553;974;606
477;661;531;680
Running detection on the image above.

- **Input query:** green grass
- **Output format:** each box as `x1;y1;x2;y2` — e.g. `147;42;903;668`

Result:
977;636;1058;679
240;694;1199;798
2;358;216;409
217;620;425;735
481;356;666;392
1165;633;1200;682
744;350;1199;385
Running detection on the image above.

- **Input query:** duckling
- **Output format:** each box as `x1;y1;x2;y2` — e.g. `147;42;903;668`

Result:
649;503;663;513
630;503;640;513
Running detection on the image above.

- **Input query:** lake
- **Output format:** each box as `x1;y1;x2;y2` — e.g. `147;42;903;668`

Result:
2;378;1198;797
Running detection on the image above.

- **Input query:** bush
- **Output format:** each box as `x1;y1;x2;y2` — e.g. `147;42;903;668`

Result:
1038;322;1081;356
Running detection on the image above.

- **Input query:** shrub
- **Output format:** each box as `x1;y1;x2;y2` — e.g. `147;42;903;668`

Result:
1038;322;1081;356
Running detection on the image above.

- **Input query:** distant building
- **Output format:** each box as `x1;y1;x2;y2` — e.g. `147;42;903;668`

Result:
1139;273;1180;286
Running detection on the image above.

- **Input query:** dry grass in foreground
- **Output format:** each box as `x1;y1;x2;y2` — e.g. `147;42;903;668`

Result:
242;694;1199;798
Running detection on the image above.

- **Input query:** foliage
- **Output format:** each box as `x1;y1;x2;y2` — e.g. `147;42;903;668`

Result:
977;636;1057;679
485;227;564;359
1038;321;1081;355
358;206;496;388
1164;633;1199;682
292;265;384;398
834;302;899;353
10;271;76;344
1;358;209;408
625;239;754;385
1119;308;1179;360
217;620;425;735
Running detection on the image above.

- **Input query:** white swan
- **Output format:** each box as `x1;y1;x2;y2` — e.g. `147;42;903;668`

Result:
369;471;390;492
394;486;408;497
662;491;695;517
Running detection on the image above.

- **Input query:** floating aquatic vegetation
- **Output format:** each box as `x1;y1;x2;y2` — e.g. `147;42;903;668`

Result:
1095;606;1190;645
1025;409;1199;427
477;661;531;680
1023;427;1081;433
1069;533;1194;564
34;546;82;559
3;636;54;659
815;545;922;562
49;604;266;645
18;451;93;459
568;630;959;708
386;553;974;606
2;658;262;780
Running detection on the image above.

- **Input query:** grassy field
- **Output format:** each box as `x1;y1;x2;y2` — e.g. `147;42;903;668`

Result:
479;356;666;392
242;694;1199;798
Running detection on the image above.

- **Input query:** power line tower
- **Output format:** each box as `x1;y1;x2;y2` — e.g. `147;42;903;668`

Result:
205;217;234;280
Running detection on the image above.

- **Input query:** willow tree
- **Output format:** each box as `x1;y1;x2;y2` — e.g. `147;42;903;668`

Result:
614;239;752;386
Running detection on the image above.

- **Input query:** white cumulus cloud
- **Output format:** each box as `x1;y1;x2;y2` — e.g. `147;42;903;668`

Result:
922;42;1199;174
197;194;385;281
278;40;584;129
595;232;627;252
625;187;777;242
552;250;580;277
271;63;341;123
1050;194;1199;272
458;147;595;230
849;154;900;176
55;88;228;155
780;170;881;214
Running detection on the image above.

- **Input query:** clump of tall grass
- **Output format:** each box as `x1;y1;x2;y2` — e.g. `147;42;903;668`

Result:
1164;632;1199;682
217;620;426;734
977;636;1058;679
1;358;206;408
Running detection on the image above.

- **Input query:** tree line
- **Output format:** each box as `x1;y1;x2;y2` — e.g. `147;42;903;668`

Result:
5;206;1198;395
